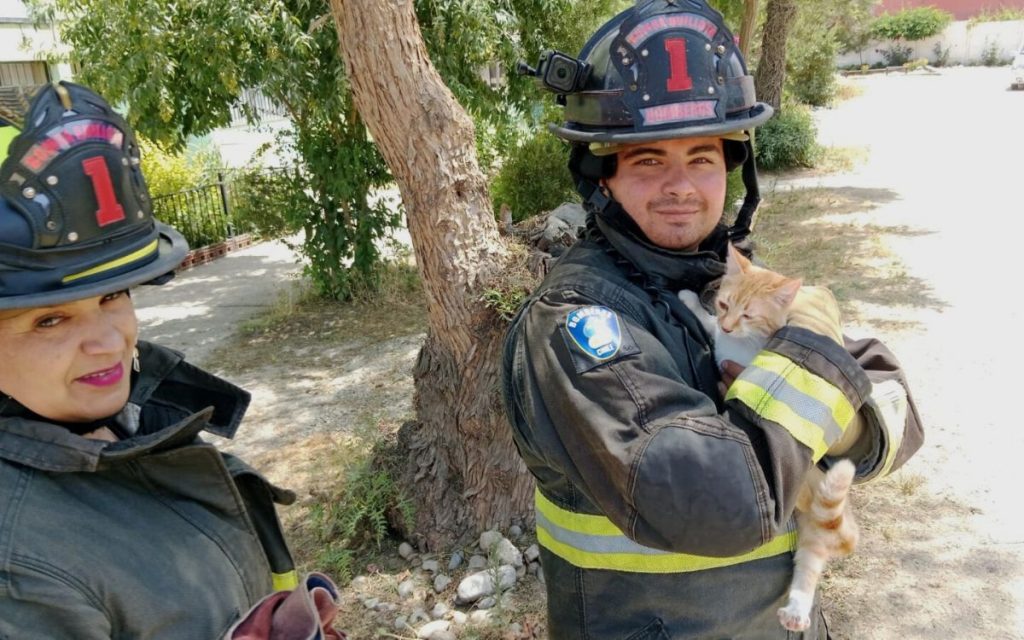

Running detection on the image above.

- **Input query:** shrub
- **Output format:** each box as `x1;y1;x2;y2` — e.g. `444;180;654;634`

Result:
142;137;231;248
228;167;302;239
879;43;914;67
968;7;1024;27
932;42;951;67
871;7;952;42
755;104;819;171
490;127;578;222
981;38;1003;66
787;30;838;107
139;136;221;197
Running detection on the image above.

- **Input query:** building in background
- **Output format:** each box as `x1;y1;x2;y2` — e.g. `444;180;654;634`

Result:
878;0;1024;20
0;0;73;89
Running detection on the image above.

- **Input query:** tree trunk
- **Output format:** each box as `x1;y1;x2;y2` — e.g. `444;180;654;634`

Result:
738;0;759;61
753;0;796;112
329;0;534;550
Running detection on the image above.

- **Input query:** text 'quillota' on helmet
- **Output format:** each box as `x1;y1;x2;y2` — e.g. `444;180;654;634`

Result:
520;0;773;241
0;81;188;310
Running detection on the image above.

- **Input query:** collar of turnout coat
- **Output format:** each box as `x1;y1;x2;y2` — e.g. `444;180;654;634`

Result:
593;212;728;293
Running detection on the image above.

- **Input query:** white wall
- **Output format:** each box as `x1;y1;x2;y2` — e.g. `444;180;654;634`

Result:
837;19;1024;67
0;0;30;20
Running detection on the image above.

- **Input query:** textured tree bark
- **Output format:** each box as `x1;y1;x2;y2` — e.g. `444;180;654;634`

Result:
738;0;759;61
753;0;796;112
329;0;534;549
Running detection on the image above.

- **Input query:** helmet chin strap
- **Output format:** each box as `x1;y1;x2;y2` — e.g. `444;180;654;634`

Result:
728;138;761;243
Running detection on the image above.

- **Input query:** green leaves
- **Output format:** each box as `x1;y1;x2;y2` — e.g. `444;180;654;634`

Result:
36;0;623;295
870;6;952;43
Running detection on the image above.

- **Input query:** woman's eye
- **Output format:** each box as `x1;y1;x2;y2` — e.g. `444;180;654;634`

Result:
36;315;64;329
101;290;126;303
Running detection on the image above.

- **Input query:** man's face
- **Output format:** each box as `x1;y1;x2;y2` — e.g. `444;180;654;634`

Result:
602;136;727;251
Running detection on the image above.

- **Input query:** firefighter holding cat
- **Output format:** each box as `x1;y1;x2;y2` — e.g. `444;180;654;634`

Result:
501;1;923;638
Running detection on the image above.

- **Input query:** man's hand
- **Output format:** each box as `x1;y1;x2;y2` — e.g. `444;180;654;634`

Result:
719;359;745;396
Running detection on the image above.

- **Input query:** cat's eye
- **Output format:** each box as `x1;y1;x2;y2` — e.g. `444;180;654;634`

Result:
717;300;728;311
741;313;752;320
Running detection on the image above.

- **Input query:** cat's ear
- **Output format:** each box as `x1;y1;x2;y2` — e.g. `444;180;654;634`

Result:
726;244;751;275
775;278;803;306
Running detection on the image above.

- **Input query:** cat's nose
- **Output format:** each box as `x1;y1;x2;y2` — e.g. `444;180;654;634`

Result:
721;325;733;334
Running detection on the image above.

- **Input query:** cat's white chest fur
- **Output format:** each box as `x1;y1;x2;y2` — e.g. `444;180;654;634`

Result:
678;289;766;369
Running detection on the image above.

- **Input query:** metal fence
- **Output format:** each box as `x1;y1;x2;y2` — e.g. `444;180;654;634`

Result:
151;175;235;249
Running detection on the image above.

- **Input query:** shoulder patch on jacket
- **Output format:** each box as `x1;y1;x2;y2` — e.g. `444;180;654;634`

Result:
561;306;640;373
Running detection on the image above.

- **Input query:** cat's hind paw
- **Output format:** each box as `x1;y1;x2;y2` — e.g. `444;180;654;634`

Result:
777;601;811;632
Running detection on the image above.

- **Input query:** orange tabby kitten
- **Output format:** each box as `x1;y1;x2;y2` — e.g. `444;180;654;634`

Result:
678;244;859;632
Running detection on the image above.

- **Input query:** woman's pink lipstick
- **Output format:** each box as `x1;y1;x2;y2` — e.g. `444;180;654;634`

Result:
76;362;124;387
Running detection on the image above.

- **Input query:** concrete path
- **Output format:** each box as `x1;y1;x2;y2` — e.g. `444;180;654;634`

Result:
132;238;303;366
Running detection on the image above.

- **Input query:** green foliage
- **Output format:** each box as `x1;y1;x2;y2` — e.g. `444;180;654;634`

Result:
490;129;577;222
706;0;746;31
724;166;745;214
138;137;214;198
787;29;837;107
870;7;952;42
30;0;280;148
903;58;930;71
980;38;1004;66
784;0;877;105
968;7;1024;27
228;167;303;239
880;43;914;67
831;1;877;55
306;436;416;581
37;0;400;301
755;104;819;171
35;0;623;301
415;0;621;164
139;138;231;248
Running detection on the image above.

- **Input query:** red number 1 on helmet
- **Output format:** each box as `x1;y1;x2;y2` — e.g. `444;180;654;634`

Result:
82;156;126;227
665;38;694;92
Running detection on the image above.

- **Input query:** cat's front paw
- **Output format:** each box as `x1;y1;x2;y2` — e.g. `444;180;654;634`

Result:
777;602;811;632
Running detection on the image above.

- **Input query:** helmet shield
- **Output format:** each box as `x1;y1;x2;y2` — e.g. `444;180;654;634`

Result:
548;0;772;144
0;82;187;310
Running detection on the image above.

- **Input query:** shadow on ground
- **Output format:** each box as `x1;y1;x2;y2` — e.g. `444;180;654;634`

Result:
753;186;947;330
825;473;1021;639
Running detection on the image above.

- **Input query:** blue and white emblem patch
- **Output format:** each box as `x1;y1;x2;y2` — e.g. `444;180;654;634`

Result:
566;306;622;360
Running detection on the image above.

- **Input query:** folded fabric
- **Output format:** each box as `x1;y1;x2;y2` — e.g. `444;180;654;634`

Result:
226;572;346;640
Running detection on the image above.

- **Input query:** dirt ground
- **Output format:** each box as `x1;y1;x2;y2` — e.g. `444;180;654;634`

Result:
200;66;1024;638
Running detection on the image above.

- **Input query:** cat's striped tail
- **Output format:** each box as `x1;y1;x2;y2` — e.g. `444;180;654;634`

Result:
809;459;857;553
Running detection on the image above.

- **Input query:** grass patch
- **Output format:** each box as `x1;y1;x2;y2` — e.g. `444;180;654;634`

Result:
212;261;427;376
752;186;946;328
814;145;870;174
285;420;414;582
833;79;865;104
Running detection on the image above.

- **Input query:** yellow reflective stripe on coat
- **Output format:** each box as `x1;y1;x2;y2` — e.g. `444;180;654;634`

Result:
726;351;855;462
535;490;796;574
272;570;299;591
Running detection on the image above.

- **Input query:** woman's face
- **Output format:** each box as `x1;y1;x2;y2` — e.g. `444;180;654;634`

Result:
0;291;138;422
